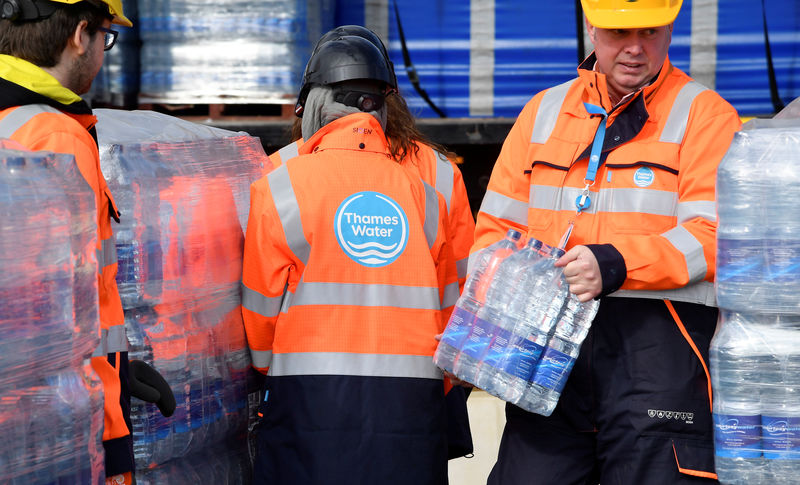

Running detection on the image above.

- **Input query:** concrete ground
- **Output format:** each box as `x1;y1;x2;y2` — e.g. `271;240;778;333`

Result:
448;390;507;485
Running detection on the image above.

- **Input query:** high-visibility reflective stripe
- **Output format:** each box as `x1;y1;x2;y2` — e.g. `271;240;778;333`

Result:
434;150;454;211
277;142;299;163
456;257;469;280
292;281;441;310
689;0;718;90
96;237;117;275
469;0;495;116
479;190;528;226
662;225;708;284
92;325;128;357
241;282;283;318
442;281;460;309
610;281;716;307
269;352;443;380
530;184;678;217
660;81;708;144
530;79;575;144
422;181;439;249
0;104;59;137
268;165;310;266
250;349;273;369
677;200;716;223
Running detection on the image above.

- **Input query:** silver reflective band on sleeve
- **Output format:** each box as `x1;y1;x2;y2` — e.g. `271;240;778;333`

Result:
442;281;460;309
269;352;443;380
469;0;495;116
0;104;59;137
423;181;440;249
662;225;708;284
92;325;129;357
249;349;273;369
530;79;575;144
530;185;678;217
690;0;718;90
456;257;469;280
434;150;454;211
241;282;284;318
96;237;117;275
292;281;441;310
479;190;528;226
268;165;311;265
277;142;300;163
610;281;717;307
677;200;716;224
660;81;708;144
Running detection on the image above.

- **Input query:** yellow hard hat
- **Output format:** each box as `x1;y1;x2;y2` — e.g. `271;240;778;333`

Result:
581;0;682;29
50;0;132;27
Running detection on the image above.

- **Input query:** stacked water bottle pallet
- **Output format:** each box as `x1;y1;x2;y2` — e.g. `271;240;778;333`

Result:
96;109;270;479
712;120;800;484
435;229;599;417
0;147;105;484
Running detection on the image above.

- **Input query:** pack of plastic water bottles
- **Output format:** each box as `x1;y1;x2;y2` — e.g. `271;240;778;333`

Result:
435;229;599;416
96;109;271;479
0;146;105;484
712;116;800;484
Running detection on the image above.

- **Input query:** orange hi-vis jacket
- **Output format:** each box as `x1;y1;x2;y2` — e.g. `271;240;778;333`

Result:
271;136;475;292
244;112;458;483
0;55;132;474
243;112;458;376
474;55;741;305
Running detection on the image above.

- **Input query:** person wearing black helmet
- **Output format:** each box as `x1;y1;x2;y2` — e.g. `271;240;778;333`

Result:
242;34;458;485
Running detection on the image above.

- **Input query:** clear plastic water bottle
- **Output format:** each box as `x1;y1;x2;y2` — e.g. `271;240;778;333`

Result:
762;133;800;313
473;238;544;397
525;294;599;416
435;229;522;375
447;230;523;383
716;132;767;312
711;311;769;484
759;316;800;481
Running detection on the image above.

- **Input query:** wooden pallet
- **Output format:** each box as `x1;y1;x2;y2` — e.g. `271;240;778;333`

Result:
136;102;297;121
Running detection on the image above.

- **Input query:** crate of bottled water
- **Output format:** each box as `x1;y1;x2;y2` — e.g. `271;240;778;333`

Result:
435;230;599;416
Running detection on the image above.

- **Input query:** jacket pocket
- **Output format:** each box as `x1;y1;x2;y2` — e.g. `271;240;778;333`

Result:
672;437;718;479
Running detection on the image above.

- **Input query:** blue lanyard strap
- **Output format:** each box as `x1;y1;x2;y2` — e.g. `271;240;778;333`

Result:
575;102;608;212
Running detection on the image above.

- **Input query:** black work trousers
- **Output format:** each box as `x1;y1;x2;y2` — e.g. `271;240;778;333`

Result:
488;297;720;485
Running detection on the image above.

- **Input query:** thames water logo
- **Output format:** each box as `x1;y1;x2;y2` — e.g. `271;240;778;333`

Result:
334;191;409;267
633;166;655;187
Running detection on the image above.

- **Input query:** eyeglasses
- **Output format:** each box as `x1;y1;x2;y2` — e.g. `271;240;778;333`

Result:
97;26;118;51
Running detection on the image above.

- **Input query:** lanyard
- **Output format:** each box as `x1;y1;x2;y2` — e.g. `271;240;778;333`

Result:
558;102;608;249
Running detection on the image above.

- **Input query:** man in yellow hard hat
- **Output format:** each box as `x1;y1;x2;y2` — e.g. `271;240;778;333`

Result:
471;0;740;483
0;1;172;483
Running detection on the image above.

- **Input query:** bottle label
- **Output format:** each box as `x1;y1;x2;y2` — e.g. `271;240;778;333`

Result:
460;316;496;360
481;325;512;368
440;306;475;348
532;347;575;393
717;239;763;283
713;413;762;458
766;244;800;284
502;335;544;381
762;415;800;459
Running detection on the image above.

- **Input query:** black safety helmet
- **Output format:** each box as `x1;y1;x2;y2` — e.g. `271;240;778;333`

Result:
312;25;397;88
295;33;397;118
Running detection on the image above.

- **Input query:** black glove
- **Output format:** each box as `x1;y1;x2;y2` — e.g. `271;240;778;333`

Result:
129;359;176;418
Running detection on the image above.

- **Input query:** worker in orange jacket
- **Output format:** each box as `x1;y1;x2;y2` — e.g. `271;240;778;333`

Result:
269;25;475;461
0;1;172;482
472;1;741;483
242;34;459;484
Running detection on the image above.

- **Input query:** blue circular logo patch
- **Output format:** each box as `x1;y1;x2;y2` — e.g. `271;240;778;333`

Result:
334;191;409;267
633;166;655;187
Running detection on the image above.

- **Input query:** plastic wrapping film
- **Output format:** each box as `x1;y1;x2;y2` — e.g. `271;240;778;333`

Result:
0;146;105;484
135;442;252;484
713;114;800;484
137;0;335;104
96;109;270;475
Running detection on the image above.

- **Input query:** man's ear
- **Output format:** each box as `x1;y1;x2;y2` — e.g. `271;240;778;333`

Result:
68;19;90;55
